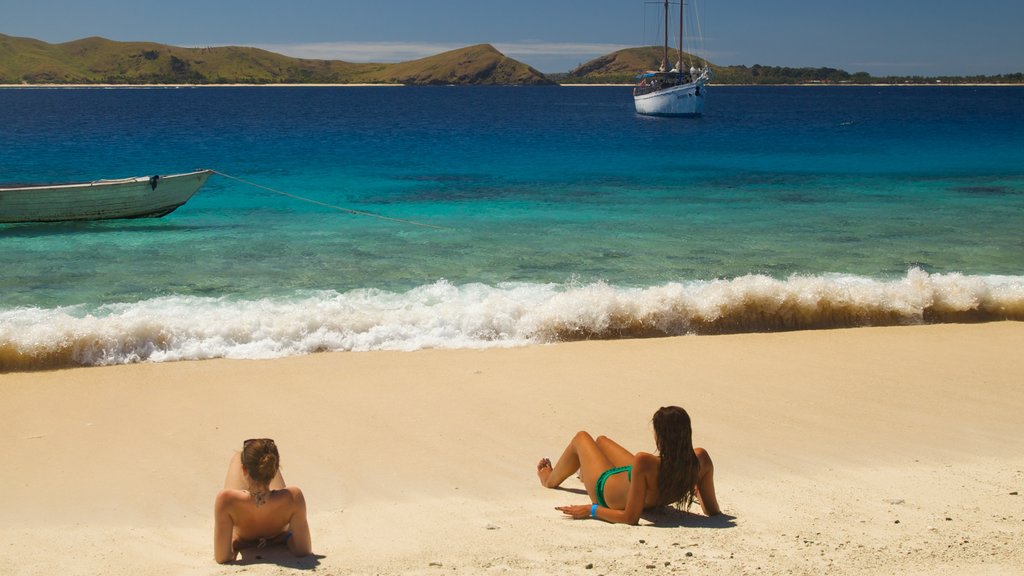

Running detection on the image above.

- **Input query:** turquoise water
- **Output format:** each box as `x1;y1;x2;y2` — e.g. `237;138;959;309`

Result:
1;86;1023;368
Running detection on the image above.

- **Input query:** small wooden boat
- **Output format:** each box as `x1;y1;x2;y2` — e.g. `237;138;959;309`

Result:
0;169;213;223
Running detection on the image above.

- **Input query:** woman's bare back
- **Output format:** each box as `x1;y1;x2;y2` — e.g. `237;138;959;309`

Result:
217;486;301;542
214;448;311;563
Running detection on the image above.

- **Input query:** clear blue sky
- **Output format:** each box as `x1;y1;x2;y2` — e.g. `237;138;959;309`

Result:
2;0;1021;76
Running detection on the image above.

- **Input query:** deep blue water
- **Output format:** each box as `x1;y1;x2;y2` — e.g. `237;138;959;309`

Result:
1;85;1022;368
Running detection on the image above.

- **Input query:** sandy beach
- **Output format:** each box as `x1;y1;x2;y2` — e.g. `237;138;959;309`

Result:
2;322;1022;575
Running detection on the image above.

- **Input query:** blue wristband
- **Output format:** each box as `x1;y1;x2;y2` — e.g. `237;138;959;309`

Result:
590;504;598;519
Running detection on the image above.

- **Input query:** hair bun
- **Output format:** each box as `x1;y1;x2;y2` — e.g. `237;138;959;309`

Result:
242;438;280;486
257;452;278;480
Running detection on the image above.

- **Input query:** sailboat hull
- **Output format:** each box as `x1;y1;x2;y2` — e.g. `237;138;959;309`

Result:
634;80;706;117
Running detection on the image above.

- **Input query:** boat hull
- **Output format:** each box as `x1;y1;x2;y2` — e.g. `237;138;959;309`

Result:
634;80;706;117
0;169;213;223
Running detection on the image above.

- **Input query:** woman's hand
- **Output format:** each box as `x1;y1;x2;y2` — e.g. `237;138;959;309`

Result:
556;505;594;519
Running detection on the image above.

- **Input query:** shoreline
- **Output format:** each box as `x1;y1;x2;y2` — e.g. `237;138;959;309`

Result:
2;322;1022;574
6;270;1023;372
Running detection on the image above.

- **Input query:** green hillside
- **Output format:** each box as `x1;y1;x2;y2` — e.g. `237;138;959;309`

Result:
559;46;857;85
366;44;551;85
0;34;553;85
4;34;1019;86
561;46;711;84
560;45;1024;85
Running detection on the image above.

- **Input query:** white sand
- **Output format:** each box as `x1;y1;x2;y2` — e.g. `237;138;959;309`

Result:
2;322;1022;575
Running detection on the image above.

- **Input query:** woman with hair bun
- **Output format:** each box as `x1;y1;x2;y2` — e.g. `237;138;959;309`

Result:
537;406;720;524
214;438;312;563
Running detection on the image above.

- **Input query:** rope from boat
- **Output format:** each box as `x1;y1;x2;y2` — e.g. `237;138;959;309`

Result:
210;170;447;230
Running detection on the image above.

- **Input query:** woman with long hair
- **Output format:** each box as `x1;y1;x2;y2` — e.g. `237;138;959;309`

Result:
537;406;720;524
214;438;312;563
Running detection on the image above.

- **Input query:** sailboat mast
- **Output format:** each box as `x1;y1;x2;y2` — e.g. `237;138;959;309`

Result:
678;0;684;71
662;0;669;72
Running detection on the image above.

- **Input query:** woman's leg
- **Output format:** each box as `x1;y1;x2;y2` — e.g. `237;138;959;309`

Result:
694;447;721;516
596;435;635;467
539;431;615;503
223;452;246;490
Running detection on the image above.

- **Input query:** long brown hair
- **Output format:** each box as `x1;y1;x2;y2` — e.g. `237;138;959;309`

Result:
241;438;279;488
652;406;699;509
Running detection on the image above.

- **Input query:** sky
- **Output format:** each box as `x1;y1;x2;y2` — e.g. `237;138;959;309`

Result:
2;0;1022;76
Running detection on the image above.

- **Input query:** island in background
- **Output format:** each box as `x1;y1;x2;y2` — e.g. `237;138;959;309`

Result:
0;34;552;86
1;33;1021;86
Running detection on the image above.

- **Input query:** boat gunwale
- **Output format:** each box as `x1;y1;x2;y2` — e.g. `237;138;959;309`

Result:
633;79;703;100
0;169;214;193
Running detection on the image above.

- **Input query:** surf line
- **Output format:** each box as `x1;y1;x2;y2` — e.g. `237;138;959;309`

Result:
210;170;447;230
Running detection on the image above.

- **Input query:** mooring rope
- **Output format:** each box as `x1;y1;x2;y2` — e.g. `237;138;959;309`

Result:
210;170;447;230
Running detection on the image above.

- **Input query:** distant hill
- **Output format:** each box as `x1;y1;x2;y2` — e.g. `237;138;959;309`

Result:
561;46;711;84
3;34;1019;86
369;44;554;85
0;34;553;85
558;45;1024;85
559;46;865;85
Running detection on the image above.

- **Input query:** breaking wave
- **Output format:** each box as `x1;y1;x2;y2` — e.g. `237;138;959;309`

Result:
2;269;1022;371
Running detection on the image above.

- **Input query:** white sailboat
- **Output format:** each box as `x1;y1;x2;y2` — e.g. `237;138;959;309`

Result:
633;0;712;117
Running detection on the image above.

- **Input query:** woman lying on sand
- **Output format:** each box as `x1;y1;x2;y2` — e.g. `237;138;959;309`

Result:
537;405;720;524
214;438;312;563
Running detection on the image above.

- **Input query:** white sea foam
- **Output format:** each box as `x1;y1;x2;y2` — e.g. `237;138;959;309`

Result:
2;269;1022;370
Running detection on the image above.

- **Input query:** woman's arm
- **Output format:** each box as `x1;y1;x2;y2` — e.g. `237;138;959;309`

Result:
694;447;721;516
286;487;312;557
213;491;237;564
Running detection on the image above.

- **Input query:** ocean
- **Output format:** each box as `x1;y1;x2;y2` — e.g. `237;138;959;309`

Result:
1;85;1022;369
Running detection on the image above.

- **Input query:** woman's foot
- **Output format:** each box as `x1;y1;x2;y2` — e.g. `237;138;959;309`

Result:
536;458;553;487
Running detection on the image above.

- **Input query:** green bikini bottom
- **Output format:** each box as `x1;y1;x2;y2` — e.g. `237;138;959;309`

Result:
595;465;633;507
